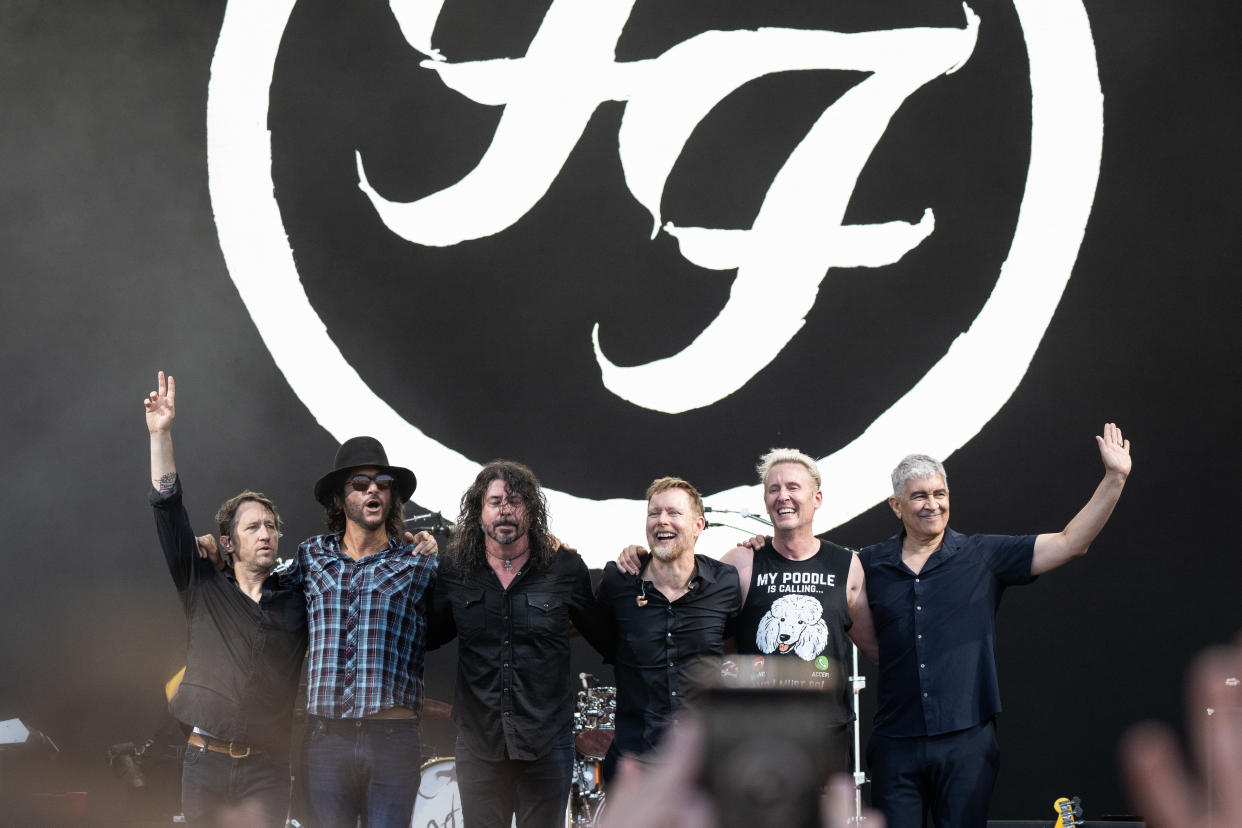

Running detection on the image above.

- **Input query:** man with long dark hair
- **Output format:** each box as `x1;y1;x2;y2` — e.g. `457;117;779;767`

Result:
430;460;609;828
299;436;439;827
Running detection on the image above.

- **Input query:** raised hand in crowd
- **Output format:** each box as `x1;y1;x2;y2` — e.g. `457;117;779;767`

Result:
600;719;884;828
1121;635;1242;827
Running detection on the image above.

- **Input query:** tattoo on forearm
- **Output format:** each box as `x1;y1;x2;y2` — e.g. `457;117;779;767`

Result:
156;472;176;493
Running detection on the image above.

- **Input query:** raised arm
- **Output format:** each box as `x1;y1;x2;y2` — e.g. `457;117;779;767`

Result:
1031;422;1132;576
145;371;211;590
144;371;177;492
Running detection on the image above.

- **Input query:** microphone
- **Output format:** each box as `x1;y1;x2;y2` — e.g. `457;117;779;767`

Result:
705;506;772;527
404;511;454;532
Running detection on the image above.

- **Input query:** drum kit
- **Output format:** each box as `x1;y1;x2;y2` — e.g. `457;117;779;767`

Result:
410;674;616;828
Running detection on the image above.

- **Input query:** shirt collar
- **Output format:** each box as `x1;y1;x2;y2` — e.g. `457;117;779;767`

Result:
322;532;404;560
638;554;712;587
690;555;715;586
875;527;962;564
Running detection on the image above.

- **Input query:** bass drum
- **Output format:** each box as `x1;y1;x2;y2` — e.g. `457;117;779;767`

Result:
410;757;461;828
410;757;520;828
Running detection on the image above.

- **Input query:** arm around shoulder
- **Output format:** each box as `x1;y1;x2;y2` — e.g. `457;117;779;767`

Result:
845;553;878;662
720;545;754;606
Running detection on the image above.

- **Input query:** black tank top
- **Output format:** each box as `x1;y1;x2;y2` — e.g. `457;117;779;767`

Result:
733;538;854;722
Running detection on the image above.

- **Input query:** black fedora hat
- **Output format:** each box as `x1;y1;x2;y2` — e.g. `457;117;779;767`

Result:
313;436;417;506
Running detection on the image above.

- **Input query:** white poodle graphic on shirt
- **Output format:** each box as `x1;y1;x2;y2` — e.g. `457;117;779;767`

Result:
756;594;829;661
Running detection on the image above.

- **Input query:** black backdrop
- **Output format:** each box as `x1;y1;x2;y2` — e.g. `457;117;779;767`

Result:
1;0;1240;821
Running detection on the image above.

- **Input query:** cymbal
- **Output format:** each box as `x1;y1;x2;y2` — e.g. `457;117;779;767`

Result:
422;698;453;721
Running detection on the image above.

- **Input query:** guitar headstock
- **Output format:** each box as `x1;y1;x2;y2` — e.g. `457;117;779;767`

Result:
1052;795;1084;828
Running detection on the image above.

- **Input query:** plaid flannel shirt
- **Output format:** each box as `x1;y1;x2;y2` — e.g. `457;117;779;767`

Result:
297;533;437;718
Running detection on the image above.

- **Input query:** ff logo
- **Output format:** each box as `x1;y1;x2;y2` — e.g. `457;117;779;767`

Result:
207;0;1101;566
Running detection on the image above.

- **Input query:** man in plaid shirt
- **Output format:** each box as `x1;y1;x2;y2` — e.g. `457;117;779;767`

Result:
299;436;439;827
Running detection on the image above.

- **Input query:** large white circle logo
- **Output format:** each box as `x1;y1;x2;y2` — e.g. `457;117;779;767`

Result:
207;0;1101;566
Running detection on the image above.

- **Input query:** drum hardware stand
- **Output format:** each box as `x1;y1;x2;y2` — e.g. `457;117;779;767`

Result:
849;643;873;825
568;674;614;827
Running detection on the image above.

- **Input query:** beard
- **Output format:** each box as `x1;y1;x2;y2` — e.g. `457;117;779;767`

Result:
650;535;691;562
484;518;527;546
345;497;388;532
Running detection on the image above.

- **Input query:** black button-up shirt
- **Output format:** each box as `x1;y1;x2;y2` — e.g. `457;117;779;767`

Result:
428;547;609;761
151;478;307;754
596;556;741;758
860;528;1035;737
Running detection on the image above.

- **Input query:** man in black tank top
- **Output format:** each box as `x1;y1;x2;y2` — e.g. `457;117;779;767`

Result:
722;450;876;726
615;451;878;757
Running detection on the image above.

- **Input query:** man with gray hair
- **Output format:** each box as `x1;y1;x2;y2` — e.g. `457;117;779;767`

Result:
860;423;1132;827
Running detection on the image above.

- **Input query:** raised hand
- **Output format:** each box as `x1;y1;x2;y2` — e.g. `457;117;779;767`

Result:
1095;421;1132;478
144;371;176;435
1121;637;1242;826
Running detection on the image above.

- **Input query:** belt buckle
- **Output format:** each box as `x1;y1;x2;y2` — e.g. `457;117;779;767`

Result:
227;742;251;759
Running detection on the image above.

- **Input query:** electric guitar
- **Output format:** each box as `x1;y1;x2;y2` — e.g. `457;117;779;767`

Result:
1053;796;1084;827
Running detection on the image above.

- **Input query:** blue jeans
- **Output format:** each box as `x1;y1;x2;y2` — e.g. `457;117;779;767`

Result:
304;715;423;828
181;743;290;827
455;731;573;828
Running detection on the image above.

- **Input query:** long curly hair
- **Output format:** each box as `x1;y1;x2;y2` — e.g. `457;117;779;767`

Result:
447;460;554;576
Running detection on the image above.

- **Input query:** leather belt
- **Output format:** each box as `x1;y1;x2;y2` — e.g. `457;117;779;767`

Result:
187;731;260;759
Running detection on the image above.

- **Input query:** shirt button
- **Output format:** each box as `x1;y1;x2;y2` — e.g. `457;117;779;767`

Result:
503;663;509;668
668;662;674;667
671;691;677;696
667;633;672;638
503;639;509;645
923;692;928;697
916;605;922;611
915;578;920;583
917;634;923;639
920;663;925;669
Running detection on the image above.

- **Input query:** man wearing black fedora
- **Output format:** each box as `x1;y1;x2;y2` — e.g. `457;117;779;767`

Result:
299;435;439;828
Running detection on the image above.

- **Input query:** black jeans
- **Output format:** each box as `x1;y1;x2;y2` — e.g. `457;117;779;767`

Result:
867;718;1000;828
180;743;290;827
304;715;422;828
455;730;573;828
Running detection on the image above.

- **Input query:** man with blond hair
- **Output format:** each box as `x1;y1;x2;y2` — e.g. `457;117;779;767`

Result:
616;453;873;769
599;477;742;775
723;450;874;729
